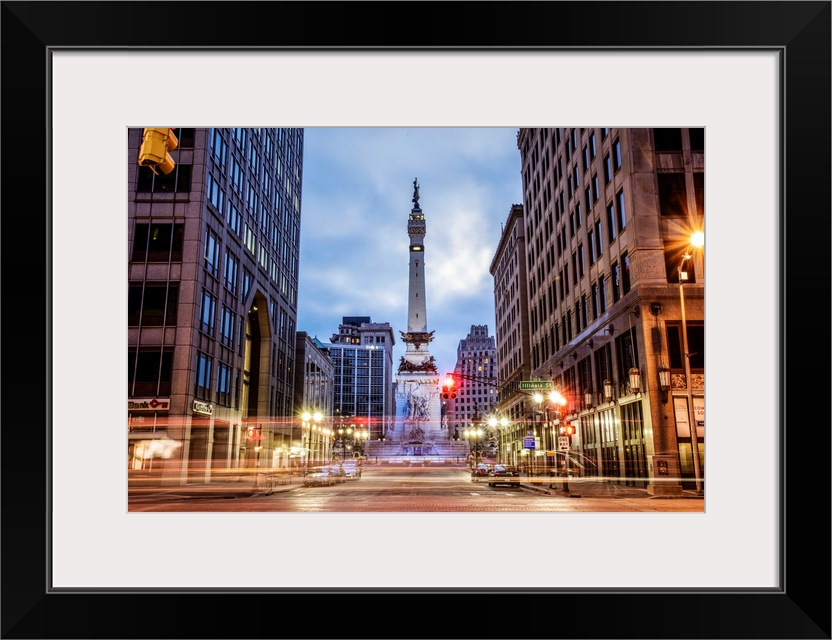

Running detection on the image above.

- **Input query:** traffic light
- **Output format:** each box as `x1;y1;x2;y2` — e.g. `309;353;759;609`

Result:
138;127;178;175
442;373;457;400
564;423;576;437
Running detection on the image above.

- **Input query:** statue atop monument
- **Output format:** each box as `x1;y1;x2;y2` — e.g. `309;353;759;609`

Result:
412;177;420;205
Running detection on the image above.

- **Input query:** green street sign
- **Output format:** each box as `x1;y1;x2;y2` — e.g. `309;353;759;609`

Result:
519;380;554;391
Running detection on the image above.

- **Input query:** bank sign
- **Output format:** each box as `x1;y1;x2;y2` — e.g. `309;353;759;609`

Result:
128;398;170;411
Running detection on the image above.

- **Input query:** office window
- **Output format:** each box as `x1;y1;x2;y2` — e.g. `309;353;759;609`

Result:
200;288;217;336
622;252;631;293
657;173;687;216
248;143;260;175
607;202;617;241
582;145;590;171
585;186;592;213
575;202;582;227
136;164;192;193
234;127;248;149
654;127;683;151
210;128;228;168
228;203;241;237
602;128;609;139
591;282;599;319
595;220;603;257
129;347;173;397
611;263;621;302
592;175;599;202
246;181;259;214
195;351;213;400
581;294;588;328
204;228;220;277
694;173;704;217
242;268;253;301
578;244;585;277
588;229;596;264
689;127;705;152
244;223;256;254
207;172;225;216
231;156;243;194
613;138;622;169
224;251;238;296
132;223;184;263
217;362;232;407
589;132;597;158
220;305;236;348
599;277;607;312
604;154;612;184
616;189;627;230
128;283;178;327
667;324;705;370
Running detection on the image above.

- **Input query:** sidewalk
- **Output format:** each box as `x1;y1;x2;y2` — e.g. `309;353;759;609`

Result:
518;478;702;499
128;473;297;501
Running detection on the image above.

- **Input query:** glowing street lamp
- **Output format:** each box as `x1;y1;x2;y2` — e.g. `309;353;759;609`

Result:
301;410;322;470
678;231;704;495
462;426;484;469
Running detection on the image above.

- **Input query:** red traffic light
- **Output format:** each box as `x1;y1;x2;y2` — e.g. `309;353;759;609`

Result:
564;423;576;436
442;373;458;399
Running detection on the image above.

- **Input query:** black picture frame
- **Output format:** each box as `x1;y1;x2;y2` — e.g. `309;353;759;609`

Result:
2;2;829;638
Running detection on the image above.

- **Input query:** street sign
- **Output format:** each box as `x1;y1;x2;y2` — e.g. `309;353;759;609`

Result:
523;436;536;449
558;436;569;451
520;380;554;391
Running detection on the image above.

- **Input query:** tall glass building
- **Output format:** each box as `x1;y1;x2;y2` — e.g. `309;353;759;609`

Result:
325;317;396;444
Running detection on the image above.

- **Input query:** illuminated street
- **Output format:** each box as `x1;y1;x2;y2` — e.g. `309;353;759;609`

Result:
129;464;703;513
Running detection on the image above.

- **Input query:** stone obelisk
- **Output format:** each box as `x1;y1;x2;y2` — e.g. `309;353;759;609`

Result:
393;179;442;451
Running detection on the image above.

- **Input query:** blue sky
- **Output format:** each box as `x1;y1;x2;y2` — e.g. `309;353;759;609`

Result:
296;127;524;376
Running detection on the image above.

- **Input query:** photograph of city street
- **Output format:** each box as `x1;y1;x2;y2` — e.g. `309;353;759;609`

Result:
128;126;705;514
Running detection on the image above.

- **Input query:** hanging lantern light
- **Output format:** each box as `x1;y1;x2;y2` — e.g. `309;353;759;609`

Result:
629;367;641;394
603;379;613;402
584;388;593;408
658;363;671;403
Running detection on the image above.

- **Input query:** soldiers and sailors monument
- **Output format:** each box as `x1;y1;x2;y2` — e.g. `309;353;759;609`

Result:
393;179;443;454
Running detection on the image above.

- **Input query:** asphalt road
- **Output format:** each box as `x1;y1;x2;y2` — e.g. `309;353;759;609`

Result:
129;464;703;512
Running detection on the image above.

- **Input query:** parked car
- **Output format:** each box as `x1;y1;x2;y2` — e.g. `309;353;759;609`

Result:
303;466;337;486
487;464;521;487
471;463;491;480
328;464;347;483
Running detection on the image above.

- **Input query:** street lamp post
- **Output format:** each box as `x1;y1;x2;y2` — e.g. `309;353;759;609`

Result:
463;425;484;470
533;390;566;473
486;415;509;463
353;428;369;458
678;231;704;495
301;411;322;472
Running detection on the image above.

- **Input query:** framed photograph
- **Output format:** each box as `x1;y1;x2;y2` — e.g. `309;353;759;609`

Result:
3;2;829;638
